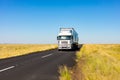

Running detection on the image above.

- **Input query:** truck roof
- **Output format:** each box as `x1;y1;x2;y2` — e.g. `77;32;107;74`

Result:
58;28;78;36
60;28;74;31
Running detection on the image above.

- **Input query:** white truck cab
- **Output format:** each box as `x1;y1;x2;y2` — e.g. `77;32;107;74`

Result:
57;28;79;50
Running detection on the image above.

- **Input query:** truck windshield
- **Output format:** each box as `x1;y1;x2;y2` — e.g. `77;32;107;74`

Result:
57;36;72;40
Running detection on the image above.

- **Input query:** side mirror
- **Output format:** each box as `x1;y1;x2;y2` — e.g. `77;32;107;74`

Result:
57;36;59;40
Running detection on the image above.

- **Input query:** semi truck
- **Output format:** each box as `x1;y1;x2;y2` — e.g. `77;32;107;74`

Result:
57;28;79;50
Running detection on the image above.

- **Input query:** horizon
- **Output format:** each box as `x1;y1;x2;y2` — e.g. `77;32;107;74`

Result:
1;0;120;44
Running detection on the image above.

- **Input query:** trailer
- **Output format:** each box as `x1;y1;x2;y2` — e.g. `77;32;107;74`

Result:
57;28;79;50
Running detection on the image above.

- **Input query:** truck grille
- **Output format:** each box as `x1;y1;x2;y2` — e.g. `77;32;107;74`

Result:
61;41;68;44
61;41;68;47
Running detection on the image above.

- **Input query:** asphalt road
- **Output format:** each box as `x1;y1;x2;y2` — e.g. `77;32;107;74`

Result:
0;48;78;80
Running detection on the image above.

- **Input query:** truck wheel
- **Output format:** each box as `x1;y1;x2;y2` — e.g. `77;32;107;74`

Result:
58;49;61;51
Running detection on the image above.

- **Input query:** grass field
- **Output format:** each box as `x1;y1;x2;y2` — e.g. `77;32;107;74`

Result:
0;44;57;59
59;44;120;80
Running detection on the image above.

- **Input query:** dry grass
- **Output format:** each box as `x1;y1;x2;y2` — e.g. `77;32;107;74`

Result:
59;44;120;80
0;44;57;59
76;44;120;80
59;66;72;80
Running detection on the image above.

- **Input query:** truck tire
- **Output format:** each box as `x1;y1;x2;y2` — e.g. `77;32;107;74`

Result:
58;49;61;51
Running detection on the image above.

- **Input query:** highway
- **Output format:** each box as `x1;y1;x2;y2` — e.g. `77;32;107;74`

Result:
0;49;78;80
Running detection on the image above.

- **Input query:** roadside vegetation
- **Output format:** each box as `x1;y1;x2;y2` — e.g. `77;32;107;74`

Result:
0;44;57;59
59;66;72;80
59;44;120;80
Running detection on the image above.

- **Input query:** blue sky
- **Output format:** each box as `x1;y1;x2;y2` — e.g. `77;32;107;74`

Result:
0;0;120;44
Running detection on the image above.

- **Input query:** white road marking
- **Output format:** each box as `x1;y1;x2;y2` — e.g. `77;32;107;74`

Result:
41;53;53;58
0;66;15;73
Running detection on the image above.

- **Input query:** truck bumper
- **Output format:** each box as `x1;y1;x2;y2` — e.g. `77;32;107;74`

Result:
58;44;72;49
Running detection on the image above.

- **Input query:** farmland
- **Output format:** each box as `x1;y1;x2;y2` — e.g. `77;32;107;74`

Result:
0;44;57;59
59;44;120;80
